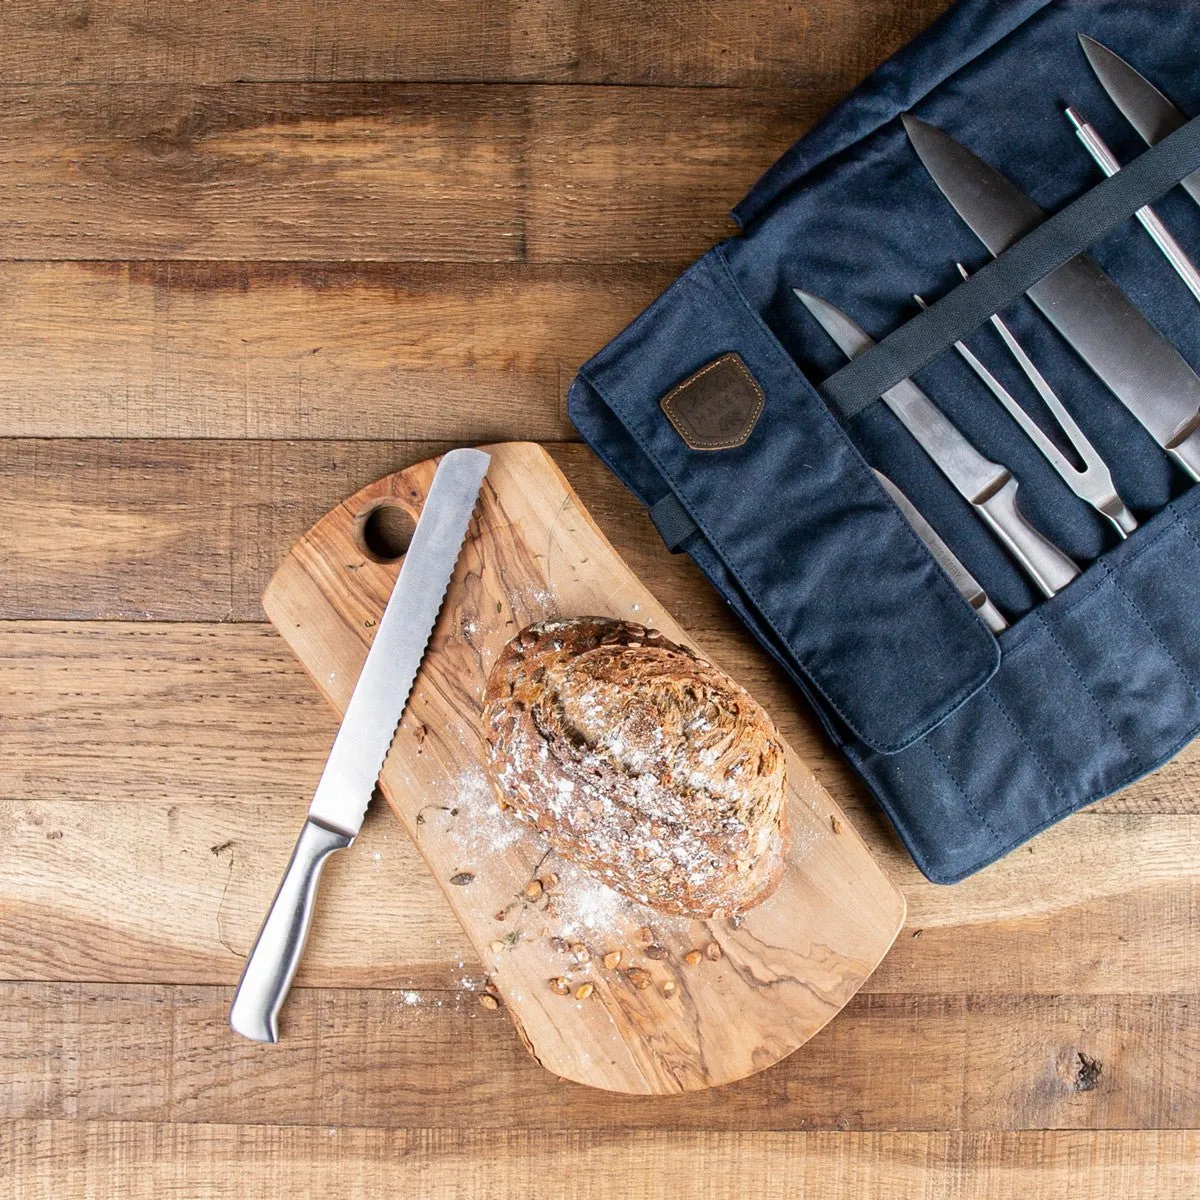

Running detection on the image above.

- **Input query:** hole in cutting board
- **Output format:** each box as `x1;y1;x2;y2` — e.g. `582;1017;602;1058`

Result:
359;503;416;562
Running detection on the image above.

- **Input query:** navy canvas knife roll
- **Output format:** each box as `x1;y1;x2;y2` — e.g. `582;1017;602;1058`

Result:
568;0;1200;883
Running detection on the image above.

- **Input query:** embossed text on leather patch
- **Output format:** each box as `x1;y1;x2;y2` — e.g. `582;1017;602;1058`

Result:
660;353;764;451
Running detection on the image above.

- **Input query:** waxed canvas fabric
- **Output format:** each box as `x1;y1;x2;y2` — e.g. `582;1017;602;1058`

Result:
568;0;1200;882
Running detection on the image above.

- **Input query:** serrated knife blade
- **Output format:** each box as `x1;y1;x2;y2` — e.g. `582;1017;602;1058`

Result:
1078;33;1200;208
902;114;1200;480
230;447;491;1043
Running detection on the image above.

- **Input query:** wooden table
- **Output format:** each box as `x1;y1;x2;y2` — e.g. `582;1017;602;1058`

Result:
2;2;1197;1196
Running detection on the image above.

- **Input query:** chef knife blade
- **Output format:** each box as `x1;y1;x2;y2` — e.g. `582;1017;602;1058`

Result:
1078;33;1200;208
795;288;1080;596
872;469;1007;632
229;446;491;1043
902;114;1200;481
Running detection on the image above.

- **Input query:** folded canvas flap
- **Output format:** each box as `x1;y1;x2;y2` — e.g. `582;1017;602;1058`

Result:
571;248;1000;755
733;0;1053;230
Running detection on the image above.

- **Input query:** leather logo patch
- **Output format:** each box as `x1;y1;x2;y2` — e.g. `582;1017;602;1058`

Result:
660;353;764;451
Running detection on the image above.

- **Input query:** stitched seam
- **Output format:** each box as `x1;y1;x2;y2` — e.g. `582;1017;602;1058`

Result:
1034;601;1139;768
980;679;1067;807
922;733;1003;850
661;353;764;451
1108;545;1200;705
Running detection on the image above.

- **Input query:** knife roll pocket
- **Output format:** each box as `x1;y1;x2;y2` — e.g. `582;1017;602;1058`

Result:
569;0;1200;882
572;249;1000;756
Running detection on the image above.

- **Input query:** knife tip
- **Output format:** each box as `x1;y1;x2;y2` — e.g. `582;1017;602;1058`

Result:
1077;31;1108;69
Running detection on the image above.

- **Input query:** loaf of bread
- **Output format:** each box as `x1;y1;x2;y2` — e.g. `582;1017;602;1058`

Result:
481;617;788;917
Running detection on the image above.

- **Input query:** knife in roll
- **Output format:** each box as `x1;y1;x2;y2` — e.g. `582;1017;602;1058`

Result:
872;469;1008;632
230;446;491;1043
903;114;1200;481
795;288;1080;597
915;280;1136;538
1078;33;1200;208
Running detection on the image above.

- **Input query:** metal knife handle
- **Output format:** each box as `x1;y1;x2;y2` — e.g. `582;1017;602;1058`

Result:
1167;421;1200;483
976;477;1081;598
229;819;354;1043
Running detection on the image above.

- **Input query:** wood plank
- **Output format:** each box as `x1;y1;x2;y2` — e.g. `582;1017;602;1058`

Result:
0;796;474;988
2;739;1200;993
0;1;954;88
0;441;732;626
0;264;669;439
0;84;810;262
7;1125;1194;1200
2;989;1200;1132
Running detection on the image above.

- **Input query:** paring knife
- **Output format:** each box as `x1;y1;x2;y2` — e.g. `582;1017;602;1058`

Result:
795;288;1080;596
872;469;1007;632
915;279;1136;537
1065;106;1200;305
229;447;491;1043
1079;33;1200;209
902;114;1200;481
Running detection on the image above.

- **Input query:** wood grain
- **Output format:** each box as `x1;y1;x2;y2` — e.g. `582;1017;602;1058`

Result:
2;0;1196;1189
0;441;729;625
0;1;954;87
261;443;904;1091
0;264;669;439
4;1123;1199;1199
2;783;1199;993
4;985;1199;1131
3;616;1198;995
0;85;810;262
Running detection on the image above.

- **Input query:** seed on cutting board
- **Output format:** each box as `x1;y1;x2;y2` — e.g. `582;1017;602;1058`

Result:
661;979;677;998
705;942;722;962
549;936;569;953
524;879;544;901
541;871;559;891
575;982;594;1000
636;926;654;946
571;943;591;964
625;967;652;990
549;977;571;995
684;950;702;966
602;950;622;969
479;994;500;1010
644;944;668;960
449;872;475;886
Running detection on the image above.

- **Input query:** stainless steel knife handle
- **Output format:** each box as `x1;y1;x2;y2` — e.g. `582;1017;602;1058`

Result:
976;477;1081;597
229;819;354;1043
1167;421;1200;483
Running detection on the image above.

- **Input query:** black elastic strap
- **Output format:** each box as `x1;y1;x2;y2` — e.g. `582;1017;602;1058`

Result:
649;492;699;551
820;111;1200;421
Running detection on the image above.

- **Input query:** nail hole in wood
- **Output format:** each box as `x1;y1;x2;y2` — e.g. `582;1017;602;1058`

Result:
360;503;416;563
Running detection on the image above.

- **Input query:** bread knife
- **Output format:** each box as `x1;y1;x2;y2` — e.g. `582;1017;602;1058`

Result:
902;114;1200;481
795;288;1080;597
229;447;491;1043
872;469;1007;633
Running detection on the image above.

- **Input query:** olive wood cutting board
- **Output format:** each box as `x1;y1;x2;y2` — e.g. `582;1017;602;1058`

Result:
262;442;905;1093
